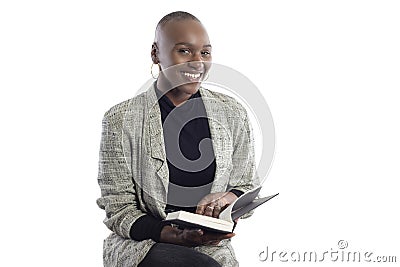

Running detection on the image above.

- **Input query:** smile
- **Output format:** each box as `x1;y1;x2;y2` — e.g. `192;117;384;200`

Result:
181;71;202;79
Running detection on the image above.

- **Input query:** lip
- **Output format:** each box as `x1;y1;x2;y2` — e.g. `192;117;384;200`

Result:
180;71;203;82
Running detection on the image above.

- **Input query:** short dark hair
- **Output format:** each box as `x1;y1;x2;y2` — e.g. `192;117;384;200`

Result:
157;11;200;29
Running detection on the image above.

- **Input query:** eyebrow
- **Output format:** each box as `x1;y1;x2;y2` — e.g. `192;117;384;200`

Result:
175;42;212;48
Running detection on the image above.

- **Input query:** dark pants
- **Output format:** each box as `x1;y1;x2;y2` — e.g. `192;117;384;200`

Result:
138;243;222;267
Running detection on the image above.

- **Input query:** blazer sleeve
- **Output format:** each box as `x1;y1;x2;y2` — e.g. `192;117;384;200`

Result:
96;111;146;239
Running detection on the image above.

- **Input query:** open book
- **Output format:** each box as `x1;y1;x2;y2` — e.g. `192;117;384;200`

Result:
164;186;279;233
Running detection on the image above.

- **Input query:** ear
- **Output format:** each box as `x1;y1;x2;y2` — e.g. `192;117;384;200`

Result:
151;42;159;64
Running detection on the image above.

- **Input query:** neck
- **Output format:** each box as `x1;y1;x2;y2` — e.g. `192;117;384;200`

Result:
156;76;195;106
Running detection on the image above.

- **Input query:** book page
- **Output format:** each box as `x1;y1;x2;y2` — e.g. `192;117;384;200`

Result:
231;186;262;212
230;193;279;220
218;202;234;222
218;186;262;222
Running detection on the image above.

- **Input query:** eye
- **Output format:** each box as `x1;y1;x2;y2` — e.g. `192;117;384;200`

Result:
178;49;191;55
201;50;211;57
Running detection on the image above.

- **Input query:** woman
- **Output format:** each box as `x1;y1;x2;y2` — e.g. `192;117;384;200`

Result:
97;11;259;266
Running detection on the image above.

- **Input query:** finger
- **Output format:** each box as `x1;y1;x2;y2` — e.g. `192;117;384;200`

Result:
221;233;235;239
212;205;222;218
196;199;213;215
207;232;235;239
204;205;214;217
202;232;235;244
182;229;204;246
184;228;203;237
215;198;229;212
196;204;206;215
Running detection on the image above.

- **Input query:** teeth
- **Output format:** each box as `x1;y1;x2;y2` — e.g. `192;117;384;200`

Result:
183;72;201;79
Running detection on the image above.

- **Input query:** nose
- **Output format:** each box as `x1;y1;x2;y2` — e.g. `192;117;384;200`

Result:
188;61;203;70
188;54;204;70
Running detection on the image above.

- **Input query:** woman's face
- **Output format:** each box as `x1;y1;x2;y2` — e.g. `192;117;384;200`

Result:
153;19;212;95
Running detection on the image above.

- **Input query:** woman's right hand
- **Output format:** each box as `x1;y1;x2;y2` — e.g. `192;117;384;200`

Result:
159;225;235;247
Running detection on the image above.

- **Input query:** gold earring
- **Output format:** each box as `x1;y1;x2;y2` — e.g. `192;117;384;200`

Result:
151;63;160;79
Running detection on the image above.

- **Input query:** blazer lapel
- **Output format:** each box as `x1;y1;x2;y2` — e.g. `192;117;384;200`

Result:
145;84;170;192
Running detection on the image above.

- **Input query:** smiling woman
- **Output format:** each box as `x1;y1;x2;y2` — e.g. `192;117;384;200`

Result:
96;11;259;267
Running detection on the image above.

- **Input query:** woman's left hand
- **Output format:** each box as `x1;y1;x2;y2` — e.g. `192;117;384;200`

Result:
196;192;238;218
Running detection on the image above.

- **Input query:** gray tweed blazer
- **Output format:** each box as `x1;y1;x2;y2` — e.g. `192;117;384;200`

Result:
97;83;259;266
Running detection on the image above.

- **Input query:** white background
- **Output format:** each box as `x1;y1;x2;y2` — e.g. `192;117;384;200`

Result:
1;1;399;266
